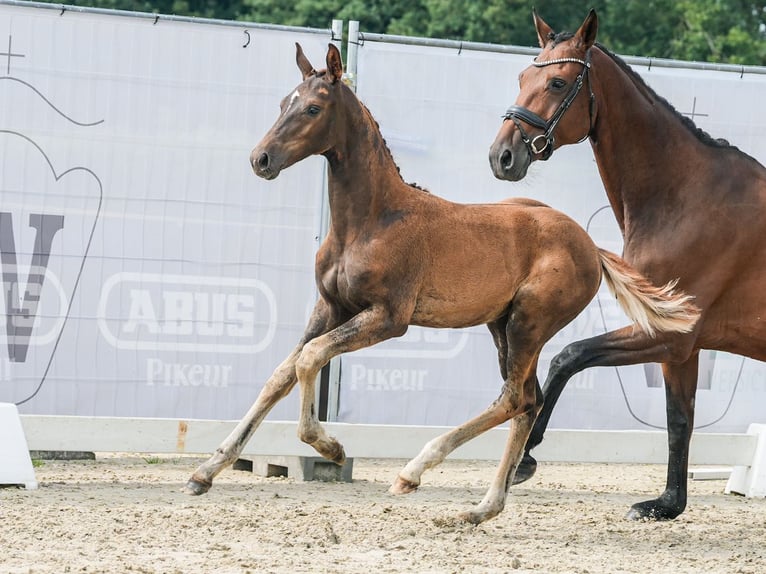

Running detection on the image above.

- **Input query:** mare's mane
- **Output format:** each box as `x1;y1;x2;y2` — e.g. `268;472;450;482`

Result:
547;31;736;152
595;43;735;151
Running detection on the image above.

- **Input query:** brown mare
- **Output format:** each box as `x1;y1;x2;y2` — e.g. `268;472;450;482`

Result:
184;42;698;524
490;9;766;520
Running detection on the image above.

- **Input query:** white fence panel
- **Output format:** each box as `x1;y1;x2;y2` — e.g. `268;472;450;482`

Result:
0;2;331;420
340;33;766;433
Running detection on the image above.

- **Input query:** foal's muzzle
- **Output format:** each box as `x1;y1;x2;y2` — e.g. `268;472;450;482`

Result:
250;149;280;180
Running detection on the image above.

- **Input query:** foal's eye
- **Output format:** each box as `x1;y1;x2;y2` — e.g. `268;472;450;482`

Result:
306;105;321;116
550;78;567;90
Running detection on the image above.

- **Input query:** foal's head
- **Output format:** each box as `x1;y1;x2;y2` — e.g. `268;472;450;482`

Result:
251;43;345;180
489;10;598;181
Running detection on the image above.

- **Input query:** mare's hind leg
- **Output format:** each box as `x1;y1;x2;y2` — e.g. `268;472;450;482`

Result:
627;354;699;520
184;300;335;495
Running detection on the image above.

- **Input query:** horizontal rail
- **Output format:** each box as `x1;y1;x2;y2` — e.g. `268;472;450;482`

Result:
20;415;757;466
0;0;331;36
355;28;766;77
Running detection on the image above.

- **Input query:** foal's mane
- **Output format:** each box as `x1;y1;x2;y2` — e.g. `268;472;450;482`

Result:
331;72;429;193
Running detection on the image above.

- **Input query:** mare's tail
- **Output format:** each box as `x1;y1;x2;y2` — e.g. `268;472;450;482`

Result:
598;248;700;337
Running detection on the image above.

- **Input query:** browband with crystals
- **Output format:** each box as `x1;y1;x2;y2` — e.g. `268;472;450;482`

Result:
533;57;590;68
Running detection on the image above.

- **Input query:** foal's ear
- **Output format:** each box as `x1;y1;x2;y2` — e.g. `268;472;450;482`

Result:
295;43;315;80
574;9;598;50
533;9;554;48
325;43;344;84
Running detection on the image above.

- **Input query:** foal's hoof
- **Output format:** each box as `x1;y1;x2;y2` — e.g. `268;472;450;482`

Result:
626;498;682;521
457;507;498;525
182;476;212;496
511;453;538;485
389;476;419;495
330;444;346;466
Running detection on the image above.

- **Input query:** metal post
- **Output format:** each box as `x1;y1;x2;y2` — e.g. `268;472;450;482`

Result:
331;18;343;50
346;20;359;90
317;19;346;423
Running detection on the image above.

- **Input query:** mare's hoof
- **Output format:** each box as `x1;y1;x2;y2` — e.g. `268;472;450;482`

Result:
389;476;419;495
511;453;538;485
626;499;682;521
182;477;212;496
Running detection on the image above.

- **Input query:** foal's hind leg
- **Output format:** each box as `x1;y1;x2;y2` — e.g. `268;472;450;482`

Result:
459;376;540;525
392;313;544;524
390;317;514;493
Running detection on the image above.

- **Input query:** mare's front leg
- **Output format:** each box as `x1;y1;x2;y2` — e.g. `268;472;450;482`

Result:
294;305;408;462
627;355;699;520
183;300;335;495
514;326;693;486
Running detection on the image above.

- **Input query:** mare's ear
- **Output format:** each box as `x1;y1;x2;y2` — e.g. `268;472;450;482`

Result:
296;43;315;80
574;9;598;50
533;9;554;48
326;43;344;84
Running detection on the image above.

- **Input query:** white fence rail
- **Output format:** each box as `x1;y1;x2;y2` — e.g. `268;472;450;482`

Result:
19;416;766;497
17;415;754;465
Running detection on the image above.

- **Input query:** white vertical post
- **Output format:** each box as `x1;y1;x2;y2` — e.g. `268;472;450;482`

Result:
0;403;38;489
319;19;346;422
726;423;766;497
346;20;360;91
331;19;343;50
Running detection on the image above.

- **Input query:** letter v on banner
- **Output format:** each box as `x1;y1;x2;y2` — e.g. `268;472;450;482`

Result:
0;212;65;362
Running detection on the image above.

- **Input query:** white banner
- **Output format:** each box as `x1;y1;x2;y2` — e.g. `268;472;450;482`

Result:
0;2;331;420
342;38;766;433
2;2;764;434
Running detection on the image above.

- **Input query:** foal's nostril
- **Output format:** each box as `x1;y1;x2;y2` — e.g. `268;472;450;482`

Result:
256;152;270;170
500;149;513;171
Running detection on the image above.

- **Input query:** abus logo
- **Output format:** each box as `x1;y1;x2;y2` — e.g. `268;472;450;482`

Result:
97;273;277;353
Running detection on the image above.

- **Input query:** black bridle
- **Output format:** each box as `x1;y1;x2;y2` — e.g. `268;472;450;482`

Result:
503;50;594;161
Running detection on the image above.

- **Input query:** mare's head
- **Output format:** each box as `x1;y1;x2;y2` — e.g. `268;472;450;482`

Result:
489;9;598;181
250;43;345;180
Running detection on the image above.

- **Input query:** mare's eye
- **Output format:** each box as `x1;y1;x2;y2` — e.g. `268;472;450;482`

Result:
550;78;567;90
306;105;321;116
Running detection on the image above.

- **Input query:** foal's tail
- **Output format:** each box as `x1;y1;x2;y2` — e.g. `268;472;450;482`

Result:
598;249;700;337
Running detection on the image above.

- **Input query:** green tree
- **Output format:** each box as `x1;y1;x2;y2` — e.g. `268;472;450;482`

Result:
670;0;766;64
33;0;766;65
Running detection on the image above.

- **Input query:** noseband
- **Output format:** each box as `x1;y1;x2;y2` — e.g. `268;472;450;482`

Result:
503;51;594;160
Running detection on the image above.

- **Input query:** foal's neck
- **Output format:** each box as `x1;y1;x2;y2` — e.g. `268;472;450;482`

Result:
323;87;408;238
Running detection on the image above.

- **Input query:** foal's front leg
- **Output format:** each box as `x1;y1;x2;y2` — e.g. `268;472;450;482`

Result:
294;305;408;462
183;300;334;495
183;348;301;495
